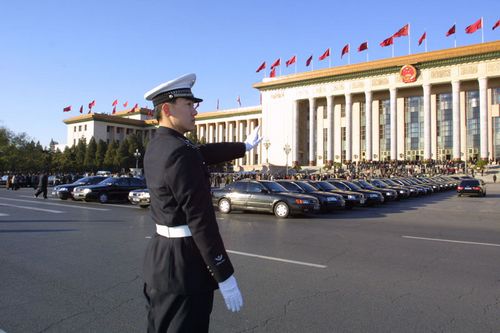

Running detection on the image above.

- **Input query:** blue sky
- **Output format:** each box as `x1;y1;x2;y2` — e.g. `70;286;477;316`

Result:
1;0;499;147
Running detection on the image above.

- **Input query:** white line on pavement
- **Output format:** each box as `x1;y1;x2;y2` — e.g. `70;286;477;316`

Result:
0;202;63;213
402;236;500;248
5;197;109;211
227;250;327;268
0;213;9;217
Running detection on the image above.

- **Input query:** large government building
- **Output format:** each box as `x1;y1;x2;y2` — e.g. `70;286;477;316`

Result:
64;41;500;170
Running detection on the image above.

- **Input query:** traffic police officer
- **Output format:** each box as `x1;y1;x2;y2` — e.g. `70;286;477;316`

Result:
143;73;261;332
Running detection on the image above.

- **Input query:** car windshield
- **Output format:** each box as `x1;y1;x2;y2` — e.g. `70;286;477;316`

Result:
330;181;349;191
383;179;398;186
317;181;337;190
295;181;317;192
370;180;387;188
98;177;119;185
277;181;302;193
357;180;375;189
261;181;288;193
460;180;480;186
344;181;362;191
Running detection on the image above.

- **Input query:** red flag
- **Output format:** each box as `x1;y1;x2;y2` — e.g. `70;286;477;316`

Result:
236;96;241;107
418;32;427;46
446;24;456;37
256;61;266;73
305;55;313;67
88;100;95;109
380;37;394;47
147;109;153;117
285;55;296;67
341;44;349;58
112;106;116;114
123;101;128;107
270;67;276;78
493;19;500;30
79;105;83;114
63;105;71;112
270;58;281;69
465;18;482;34
393;24;409;38
129;103;138;112
112;99;118;106
358;42;368;52
319;48;330;61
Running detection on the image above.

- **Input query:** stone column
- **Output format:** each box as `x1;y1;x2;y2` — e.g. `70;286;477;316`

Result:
308;97;316;166
365;91;373;161
326;95;334;165
249;120;255;165
479;77;488;160
452;80;461;160
228;122;234;142
345;93;352;161
423;83;431;160
390;87;397;160
200;125;206;143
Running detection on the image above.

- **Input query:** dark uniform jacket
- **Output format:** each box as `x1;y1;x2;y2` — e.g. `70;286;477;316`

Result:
143;126;246;295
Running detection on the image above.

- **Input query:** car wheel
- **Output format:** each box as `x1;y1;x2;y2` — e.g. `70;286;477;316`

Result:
218;199;231;214
139;205;149;209
274;202;290;218
98;193;108;204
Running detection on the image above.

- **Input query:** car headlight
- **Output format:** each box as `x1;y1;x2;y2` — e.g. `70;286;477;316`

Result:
369;194;378;198
326;196;338;201
386;192;393;196
139;193;149;198
58;187;68;192
347;195;355;199
83;188;92;194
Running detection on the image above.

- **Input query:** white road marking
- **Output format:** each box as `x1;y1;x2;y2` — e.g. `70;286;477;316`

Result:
6;197;109;211
227;250;327;268
0;213;8;217
145;236;152;239
402;236;500;248
0;202;63;213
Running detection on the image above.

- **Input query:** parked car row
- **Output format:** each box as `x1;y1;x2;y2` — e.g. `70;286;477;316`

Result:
52;176;146;203
211;176;461;218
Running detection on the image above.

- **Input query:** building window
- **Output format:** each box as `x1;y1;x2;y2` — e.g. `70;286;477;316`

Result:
341;127;346;161
494;117;500;162
107;126;111;133
437;93;453;160
74;126;76;132
379;99;390;155
404;96;424;160
359;102;366;156
84;124;87;131
79;125;82;132
492;87;500;105
341;104;346;118
323;128;328;161
116;127;121;134
466;90;480;159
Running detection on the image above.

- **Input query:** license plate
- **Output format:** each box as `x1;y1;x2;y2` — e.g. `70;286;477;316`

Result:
465;187;471;190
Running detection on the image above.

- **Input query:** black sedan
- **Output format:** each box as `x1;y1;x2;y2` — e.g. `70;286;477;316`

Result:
368;179;410;199
308;181;365;209
457;179;486;197
328;180;384;206
352;180;398;202
275;180;345;212
212;180;320;218
51;176;108;200
72;177;146;203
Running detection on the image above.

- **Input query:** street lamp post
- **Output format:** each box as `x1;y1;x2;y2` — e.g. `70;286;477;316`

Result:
283;144;291;177
133;148;141;170
263;139;271;164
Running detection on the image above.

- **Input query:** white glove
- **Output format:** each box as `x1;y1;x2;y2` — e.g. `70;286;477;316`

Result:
244;125;263;151
218;275;243;312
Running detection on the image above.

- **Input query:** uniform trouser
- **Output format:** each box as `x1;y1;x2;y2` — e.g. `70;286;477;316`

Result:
144;284;214;333
35;187;47;198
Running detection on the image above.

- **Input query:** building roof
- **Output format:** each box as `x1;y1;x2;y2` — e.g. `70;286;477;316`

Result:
253;41;500;90
63;109;151;126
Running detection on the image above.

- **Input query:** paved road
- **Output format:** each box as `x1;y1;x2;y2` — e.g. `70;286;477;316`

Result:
0;185;499;332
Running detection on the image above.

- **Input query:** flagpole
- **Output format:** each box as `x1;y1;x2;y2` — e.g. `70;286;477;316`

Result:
392;43;394;58
481;17;484;43
454;22;457;48
425;36;428;52
329;48;332;68
408;23;411;55
348;44;351;65
279;58;282;76
366;52;369;62
295;55;297;74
